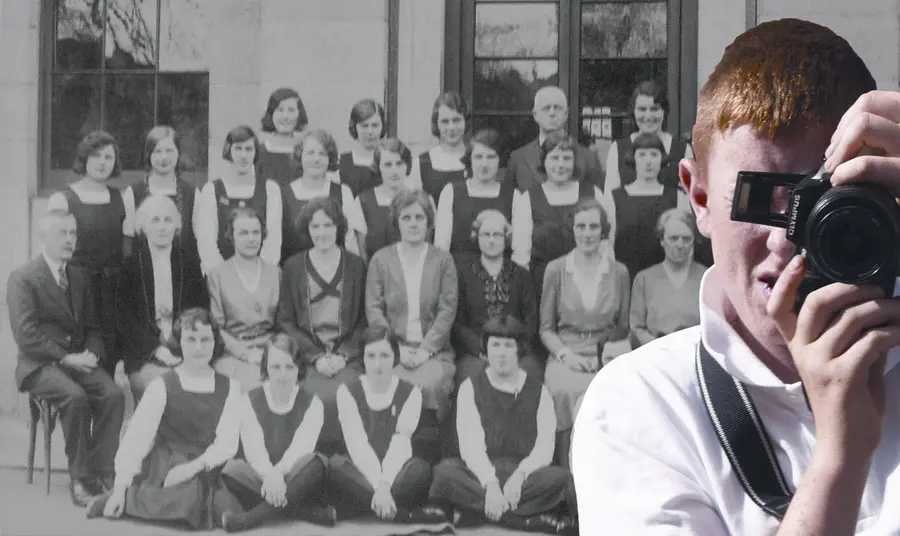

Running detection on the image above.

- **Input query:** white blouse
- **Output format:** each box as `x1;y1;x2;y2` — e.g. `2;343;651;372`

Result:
396;243;428;343
433;180;522;251
113;369;242;491
336;376;422;490
194;177;283;273
149;245;174;336
238;383;324;478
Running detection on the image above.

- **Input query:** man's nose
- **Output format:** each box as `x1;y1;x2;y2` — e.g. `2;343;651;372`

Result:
766;226;797;256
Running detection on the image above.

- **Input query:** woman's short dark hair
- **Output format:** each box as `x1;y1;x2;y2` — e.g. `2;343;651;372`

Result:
390;189;435;231
167;307;225;362
222;206;267;249
567;197;612;240
359;326;401;367
259;333;304;381
72;130;122;178
630;80;670;116
372;138;412;178
261;87;308;133
624;132;668;169
222;125;261;164
482;315;528;360
460;128;502;177
430;91;470;138
143;125;182;172
294;195;348;249
292;129;340;175
537;131;581;179
470;209;512;249
349;99;387;140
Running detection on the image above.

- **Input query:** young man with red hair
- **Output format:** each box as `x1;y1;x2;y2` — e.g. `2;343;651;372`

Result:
573;18;900;535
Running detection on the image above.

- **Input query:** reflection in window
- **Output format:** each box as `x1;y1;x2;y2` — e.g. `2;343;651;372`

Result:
159;0;210;71
50;74;102;169
474;60;559;112
105;74;156;168
56;0;104;70
105;0;158;69
158;73;210;171
475;3;559;58
581;2;667;59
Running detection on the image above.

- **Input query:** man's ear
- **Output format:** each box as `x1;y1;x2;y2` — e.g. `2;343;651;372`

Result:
680;157;712;238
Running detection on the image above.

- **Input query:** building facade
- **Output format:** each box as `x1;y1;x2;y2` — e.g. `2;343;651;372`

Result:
0;0;898;414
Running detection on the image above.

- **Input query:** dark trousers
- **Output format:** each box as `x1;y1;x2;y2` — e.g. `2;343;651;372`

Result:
23;363;125;480
327;455;432;518
221;453;327;510
429;457;574;517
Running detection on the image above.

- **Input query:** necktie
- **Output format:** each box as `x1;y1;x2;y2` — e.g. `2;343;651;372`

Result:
58;264;68;292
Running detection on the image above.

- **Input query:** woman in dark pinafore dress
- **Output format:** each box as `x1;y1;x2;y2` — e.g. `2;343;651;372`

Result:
257;87;308;188
510;132;617;305
86;308;242;530
195;126;283;273
47;130;126;377
338;99;386;197
434;129;517;263
328;327;448;525
411;92;469;200
356;137;423;261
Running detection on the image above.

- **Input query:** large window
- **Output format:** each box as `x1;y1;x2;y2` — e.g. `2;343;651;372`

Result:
446;0;696;165
41;0;210;191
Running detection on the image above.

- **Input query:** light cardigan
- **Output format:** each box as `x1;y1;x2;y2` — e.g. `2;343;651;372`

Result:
365;244;458;355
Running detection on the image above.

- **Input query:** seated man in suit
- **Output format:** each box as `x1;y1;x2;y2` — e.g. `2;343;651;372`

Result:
6;209;125;507
506;86;605;192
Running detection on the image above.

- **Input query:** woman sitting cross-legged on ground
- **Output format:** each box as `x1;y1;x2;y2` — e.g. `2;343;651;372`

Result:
430;315;578;535
219;333;337;532
328;326;449;525
86;308;242;530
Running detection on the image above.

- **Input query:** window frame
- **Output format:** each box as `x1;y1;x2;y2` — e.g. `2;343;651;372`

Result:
445;0;698;150
38;0;210;195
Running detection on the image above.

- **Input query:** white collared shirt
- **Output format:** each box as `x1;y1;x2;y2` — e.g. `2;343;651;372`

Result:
42;252;66;287
572;266;900;535
149;245;174;334
564;251;611;311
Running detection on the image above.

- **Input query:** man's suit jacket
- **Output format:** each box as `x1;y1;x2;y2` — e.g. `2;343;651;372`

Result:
506;137;606;192
6;257;104;389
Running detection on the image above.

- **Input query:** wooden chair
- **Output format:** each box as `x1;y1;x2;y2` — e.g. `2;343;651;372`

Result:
26;394;59;494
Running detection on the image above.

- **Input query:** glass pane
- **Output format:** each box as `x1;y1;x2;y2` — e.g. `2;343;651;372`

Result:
56;0;105;70
474;60;559;112
159;0;211;71
104;0;158;69
158;73;210;170
579;59;667;140
475;3;558;58
581;2;667;59
104;74;156;169
472;115;539;168
51;74;102;169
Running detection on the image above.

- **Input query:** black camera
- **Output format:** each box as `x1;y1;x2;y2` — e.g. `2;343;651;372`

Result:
731;165;900;311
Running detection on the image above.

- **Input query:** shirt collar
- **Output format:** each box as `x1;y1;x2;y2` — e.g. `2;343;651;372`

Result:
564;249;611;278
148;244;172;261
699;266;900;388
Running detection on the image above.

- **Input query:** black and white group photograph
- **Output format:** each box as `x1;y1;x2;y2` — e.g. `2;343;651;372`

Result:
1;1;900;535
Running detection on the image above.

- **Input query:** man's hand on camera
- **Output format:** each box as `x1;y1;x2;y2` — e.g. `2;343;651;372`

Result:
767;254;900;460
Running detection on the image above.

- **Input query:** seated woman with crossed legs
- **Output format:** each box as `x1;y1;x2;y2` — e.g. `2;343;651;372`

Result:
328;326;448;525
431;315;577;534
220;333;336;532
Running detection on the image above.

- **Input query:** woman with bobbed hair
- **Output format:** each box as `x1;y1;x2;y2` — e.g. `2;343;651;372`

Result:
123;125;201;263
453;209;540;384
629;208;704;348
434;128;518;262
195;125;283;274
540;198;630;469
280;128;366;262
355;137;425;260
339;98;387;196
277;195;368;455
257;87;309;187
118;194;209;402
47;130;127;376
366;189;458;452
207;207;281;392
409;91;469;199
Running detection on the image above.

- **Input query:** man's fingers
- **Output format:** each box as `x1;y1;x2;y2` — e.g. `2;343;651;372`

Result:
824;111;900;173
815;298;900;357
829;155;900;193
826;91;900;158
765;255;805;342
838;324;900;379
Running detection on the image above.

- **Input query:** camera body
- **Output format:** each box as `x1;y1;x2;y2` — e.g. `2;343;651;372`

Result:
731;166;900;312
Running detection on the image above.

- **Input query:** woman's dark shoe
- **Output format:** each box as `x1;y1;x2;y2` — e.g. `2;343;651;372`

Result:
294;505;338;527
70;479;97;508
85;492;110;519
222;502;281;533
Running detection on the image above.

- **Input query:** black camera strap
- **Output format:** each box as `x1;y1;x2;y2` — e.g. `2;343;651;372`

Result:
696;340;793;519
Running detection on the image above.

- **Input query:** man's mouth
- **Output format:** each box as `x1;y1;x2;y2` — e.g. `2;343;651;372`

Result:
760;275;777;297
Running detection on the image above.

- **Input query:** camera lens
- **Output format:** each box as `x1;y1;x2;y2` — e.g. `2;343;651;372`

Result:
807;185;900;283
